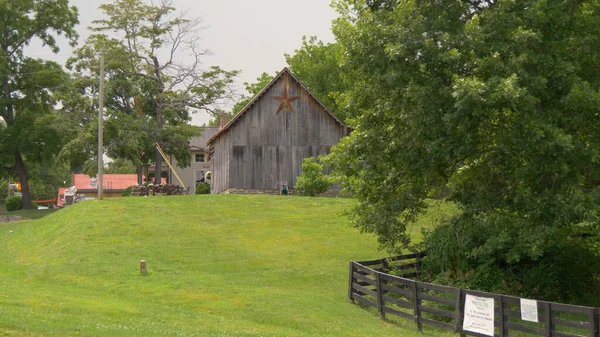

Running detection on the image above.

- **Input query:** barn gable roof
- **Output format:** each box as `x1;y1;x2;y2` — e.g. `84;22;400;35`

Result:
207;67;346;146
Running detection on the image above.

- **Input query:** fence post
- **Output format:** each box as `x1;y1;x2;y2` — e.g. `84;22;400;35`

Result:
453;288;462;333
376;272;385;320
595;308;599;337
543;302;551;337
412;280;422;332
589;307;597;337
415;253;421;277
499;295;505;337
348;262;355;303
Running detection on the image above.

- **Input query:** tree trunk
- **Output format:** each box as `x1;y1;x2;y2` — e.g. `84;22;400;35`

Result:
14;151;33;209
136;165;143;185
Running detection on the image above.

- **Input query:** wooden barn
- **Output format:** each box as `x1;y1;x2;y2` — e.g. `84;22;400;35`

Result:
208;68;350;194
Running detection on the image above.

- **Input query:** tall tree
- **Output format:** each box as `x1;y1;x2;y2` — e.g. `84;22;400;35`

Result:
64;35;160;182
89;0;238;184
329;0;600;300
0;0;78;208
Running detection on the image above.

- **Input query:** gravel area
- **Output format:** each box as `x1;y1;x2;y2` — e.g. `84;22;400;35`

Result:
0;216;26;223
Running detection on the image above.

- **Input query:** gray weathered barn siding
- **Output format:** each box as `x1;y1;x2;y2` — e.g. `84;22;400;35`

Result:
208;68;349;193
211;131;231;193
170;127;218;193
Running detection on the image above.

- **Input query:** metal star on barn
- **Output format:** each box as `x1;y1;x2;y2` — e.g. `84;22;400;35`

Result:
274;87;299;113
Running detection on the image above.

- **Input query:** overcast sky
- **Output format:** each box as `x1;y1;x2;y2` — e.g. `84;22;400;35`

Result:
32;0;338;125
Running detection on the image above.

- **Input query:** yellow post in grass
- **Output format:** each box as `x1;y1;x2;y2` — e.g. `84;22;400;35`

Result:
155;142;186;188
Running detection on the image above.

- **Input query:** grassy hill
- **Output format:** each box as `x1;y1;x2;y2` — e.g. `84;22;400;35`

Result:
0;195;453;337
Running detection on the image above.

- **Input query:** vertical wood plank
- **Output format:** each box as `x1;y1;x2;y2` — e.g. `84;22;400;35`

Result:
348;262;355;302
544;302;551;337
412;281;422;332
460;290;466;337
453;288;462;333
588;307;597;337
499;295;505;337
376;272;385;320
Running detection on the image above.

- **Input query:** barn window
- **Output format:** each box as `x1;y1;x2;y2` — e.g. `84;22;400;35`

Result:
195;153;205;163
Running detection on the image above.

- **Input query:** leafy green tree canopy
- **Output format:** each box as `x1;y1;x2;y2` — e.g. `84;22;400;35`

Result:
329;0;600;300
0;0;79;208
67;0;239;183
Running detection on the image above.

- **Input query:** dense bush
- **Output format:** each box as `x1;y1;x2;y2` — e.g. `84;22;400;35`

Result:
5;196;23;212
421;217;600;304
295;157;330;196
28;178;58;200
0;180;7;204
122;186;134;197
195;182;210;195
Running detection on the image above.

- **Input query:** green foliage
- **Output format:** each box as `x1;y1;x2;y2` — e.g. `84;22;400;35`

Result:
285;36;352;122
296;157;330;196
66;0;238;182
106;158;137;174
195;182;210;195
329;0;600;300
223;72;277;123
5;196;22;212
122;185;134;197
0;0;78;209
28;178;59;201
0;180;7;204
422;218;600;303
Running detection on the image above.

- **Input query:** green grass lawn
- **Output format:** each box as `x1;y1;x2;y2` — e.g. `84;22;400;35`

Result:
0;195;455;337
0;208;57;219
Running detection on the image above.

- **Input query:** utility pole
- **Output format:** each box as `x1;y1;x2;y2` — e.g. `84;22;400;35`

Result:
98;52;105;200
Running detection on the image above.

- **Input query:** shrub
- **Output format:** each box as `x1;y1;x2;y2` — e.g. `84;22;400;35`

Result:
28;178;57;201
296;157;330;196
5;196;23;212
421;216;600;304
195;182;210;195
122;185;134;197
0;180;7;204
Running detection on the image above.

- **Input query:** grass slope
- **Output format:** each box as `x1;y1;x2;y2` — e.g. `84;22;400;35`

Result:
0;208;57;219
0;195;452;337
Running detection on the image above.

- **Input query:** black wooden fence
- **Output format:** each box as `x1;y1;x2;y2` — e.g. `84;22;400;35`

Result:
349;252;599;337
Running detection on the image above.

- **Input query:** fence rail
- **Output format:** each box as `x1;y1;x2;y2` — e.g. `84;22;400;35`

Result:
348;253;599;337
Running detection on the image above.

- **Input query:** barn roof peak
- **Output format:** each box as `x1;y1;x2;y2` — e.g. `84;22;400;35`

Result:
207;67;345;146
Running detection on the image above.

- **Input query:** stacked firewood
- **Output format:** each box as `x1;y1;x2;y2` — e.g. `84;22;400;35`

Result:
131;184;186;196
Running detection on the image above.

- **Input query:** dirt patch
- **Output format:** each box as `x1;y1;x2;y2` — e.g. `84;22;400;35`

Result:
0;216;26;223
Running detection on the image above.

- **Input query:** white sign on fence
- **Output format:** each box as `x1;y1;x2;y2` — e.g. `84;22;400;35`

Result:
520;298;539;322
463;294;495;336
